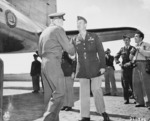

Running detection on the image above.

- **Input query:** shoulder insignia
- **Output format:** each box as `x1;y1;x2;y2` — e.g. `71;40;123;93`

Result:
5;10;17;28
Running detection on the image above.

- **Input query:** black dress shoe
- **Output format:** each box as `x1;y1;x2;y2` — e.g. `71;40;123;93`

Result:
124;101;129;104
65;107;72;111
104;93;111;96
102;112;110;121
135;104;145;107
78;117;90;121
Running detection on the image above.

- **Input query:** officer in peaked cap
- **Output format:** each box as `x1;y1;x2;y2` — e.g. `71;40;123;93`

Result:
49;12;65;21
72;16;110;121
38;12;75;121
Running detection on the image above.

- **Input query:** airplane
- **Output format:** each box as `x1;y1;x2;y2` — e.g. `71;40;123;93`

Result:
0;0;139;119
0;0;139;53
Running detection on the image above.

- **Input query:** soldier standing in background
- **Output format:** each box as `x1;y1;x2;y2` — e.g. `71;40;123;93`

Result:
104;48;117;96
115;35;135;104
61;51;76;111
130;31;150;109
30;54;41;93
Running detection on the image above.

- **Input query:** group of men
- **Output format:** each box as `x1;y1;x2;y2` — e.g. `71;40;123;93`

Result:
37;12;150;121
104;32;150;109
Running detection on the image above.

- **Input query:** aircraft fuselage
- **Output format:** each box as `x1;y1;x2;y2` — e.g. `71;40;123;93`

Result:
0;0;43;53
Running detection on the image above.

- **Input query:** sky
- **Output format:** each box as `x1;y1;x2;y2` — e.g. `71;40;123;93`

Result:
0;0;150;74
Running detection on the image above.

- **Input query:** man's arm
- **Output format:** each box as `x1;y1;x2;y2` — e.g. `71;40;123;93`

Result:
56;27;75;56
95;34;106;68
30;62;33;76
114;48;122;64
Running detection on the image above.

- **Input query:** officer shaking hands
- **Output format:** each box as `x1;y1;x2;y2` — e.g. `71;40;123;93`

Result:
38;12;75;121
72;16;110;121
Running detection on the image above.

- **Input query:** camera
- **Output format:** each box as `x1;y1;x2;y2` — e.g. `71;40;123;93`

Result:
105;51;109;54
131;61;137;68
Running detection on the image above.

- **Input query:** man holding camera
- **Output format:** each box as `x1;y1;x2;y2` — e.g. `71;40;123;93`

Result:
104;48;117;96
115;35;135;104
130;31;150;109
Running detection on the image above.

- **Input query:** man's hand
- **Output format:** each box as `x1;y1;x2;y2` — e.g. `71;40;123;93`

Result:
135;46;142;52
71;72;75;79
100;68;105;75
119;63;122;67
69;54;76;60
124;62;131;67
116;60;120;64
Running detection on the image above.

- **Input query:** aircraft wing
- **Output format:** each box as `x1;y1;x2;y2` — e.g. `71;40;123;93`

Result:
66;27;139;42
0;1;139;53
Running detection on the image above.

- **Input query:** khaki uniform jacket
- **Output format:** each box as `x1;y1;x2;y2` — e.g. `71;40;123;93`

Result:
72;32;106;79
38;25;75;59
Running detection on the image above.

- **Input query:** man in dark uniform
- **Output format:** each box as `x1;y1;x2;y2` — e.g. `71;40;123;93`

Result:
61;51;76;111
104;48;117;96
30;54;41;93
72;16;110;121
38;12;75;121
115;35;135;104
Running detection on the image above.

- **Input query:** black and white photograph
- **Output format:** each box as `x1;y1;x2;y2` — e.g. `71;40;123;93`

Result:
0;0;150;121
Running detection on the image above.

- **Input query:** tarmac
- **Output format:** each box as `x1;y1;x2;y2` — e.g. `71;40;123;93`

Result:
2;73;150;121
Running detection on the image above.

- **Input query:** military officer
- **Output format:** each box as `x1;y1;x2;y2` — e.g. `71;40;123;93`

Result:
61;51;76;111
115;35;135;104
38;12;75;121
30;54;41;93
72;16;110;121
130;31;150;109
104;48;117;96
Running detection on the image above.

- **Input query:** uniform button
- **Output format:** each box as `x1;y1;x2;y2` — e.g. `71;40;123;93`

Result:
83;43;85;45
84;48;85;50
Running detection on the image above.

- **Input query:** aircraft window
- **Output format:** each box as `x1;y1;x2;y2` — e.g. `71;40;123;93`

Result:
0;8;3;12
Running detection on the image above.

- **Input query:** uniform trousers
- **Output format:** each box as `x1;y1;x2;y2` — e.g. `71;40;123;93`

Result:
32;75;40;91
133;61;150;106
79;76;105;118
121;68;133;101
104;66;117;95
41;55;65;121
63;76;74;107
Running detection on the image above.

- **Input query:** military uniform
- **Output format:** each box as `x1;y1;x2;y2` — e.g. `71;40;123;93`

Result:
30;54;41;93
104;52;117;95
38;13;75;121
72;31;106;119
131;41;150;107
115;45;135;103
61;51;76;110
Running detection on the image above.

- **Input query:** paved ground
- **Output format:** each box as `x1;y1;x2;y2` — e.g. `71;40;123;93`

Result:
2;74;150;121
